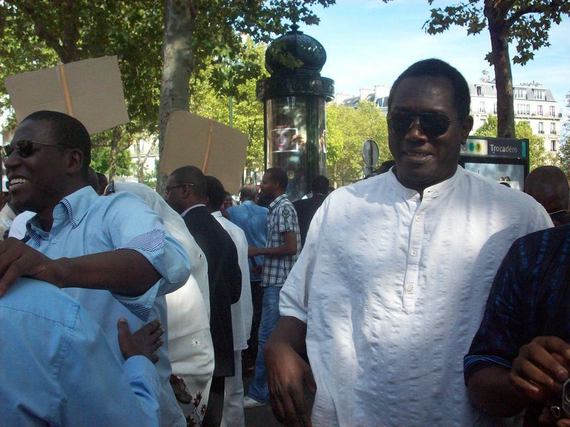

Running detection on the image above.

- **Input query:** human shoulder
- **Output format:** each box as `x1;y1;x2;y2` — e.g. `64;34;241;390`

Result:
462;169;546;210
323;172;395;207
0;279;81;331
511;224;570;259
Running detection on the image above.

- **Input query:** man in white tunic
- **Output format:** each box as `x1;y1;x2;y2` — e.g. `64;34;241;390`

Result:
264;59;553;427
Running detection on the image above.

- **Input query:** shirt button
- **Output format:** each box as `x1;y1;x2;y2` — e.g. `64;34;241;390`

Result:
404;283;414;293
410;250;417;256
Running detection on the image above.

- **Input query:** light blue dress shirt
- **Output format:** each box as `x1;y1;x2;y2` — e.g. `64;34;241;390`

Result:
22;186;191;426
0;278;160;426
227;201;268;282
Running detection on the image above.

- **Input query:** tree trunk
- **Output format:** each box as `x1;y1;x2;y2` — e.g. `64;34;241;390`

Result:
157;0;195;190
485;2;515;138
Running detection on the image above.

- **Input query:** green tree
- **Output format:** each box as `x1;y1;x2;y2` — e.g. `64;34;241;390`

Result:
157;0;337;187
326;101;389;186
382;0;570;138
0;1;163;179
473;115;550;170
189;41;267;181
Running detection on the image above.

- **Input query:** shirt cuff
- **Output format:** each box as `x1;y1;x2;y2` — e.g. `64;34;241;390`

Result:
463;354;512;383
123;355;161;426
114;281;160;321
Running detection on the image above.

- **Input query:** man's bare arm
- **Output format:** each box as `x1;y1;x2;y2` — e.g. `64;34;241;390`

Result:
265;316;315;426
468;337;570;417
249;231;297;257
0;238;160;297
467;366;529;417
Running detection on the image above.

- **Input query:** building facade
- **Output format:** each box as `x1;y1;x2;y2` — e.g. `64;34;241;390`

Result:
470;78;562;152
336;78;563;153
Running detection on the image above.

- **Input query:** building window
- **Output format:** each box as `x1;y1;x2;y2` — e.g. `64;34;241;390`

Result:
476;85;482;96
537;105;543;116
538;122;544;134
535;89;545;100
549;106;556;117
493;103;497;114
550;122;557;134
479;101;486;113
551;140;557;151
514;88;526;99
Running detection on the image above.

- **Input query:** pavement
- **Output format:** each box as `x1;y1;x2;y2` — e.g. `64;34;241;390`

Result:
243;376;282;427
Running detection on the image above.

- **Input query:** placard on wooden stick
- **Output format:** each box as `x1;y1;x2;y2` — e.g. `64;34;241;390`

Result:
5;56;129;135
160;111;248;194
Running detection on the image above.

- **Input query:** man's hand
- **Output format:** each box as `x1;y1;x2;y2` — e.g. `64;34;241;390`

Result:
117;318;164;364
248;246;260;257
510;336;570;402
0;237;58;296
265;340;316;427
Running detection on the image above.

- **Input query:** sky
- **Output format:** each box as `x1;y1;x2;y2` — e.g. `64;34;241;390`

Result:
298;0;570;108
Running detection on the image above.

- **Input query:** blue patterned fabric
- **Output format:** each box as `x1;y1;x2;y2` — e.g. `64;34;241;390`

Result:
465;224;570;380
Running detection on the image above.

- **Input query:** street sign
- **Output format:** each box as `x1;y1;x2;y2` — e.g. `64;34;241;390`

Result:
362;139;379;167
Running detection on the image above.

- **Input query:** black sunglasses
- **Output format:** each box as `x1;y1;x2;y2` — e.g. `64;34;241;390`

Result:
2;139;61;159
165;183;195;193
388;111;458;139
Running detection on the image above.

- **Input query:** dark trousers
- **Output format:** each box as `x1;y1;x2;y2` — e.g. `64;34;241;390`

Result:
243;281;264;374
202;376;225;427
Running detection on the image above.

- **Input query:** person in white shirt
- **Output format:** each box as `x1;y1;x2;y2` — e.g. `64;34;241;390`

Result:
205;175;253;427
114;181;214;426
264;58;553;427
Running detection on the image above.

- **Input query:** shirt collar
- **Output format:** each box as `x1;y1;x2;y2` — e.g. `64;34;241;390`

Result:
211;210;222;218
388;166;464;199
269;194;288;211
27;185;97;239
54;186;97;228
181;203;206;217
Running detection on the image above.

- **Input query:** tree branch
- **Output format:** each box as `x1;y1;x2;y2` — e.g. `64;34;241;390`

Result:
506;0;566;28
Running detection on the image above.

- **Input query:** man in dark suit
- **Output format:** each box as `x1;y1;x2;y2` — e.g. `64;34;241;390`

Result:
293;175;329;247
166;165;241;427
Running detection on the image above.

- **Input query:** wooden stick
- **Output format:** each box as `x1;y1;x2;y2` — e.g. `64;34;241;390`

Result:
59;64;74;116
202;120;214;173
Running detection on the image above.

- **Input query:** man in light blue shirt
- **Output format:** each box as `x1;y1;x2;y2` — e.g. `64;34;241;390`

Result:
0;111;191;426
226;184;268;375
0;278;161;426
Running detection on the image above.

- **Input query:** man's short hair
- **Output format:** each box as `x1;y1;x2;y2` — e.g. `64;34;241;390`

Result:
265;167;288;190
388;59;471;120
22;110;92;178
170;165;207;199
311;175;330;195
239;184;258;201
205;176;226;211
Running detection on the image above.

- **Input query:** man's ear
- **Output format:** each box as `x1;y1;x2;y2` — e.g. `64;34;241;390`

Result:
461;115;474;139
65;148;84;175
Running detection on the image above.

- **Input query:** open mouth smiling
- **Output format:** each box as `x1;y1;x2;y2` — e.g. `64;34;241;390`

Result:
7;177;29;190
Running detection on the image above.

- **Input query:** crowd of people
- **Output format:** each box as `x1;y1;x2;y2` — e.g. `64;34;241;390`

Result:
0;57;569;427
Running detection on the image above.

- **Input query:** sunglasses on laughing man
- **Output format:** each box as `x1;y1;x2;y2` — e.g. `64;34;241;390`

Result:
2;139;61;159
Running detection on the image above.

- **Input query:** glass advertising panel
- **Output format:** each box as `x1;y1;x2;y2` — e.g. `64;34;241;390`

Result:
464;162;525;190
